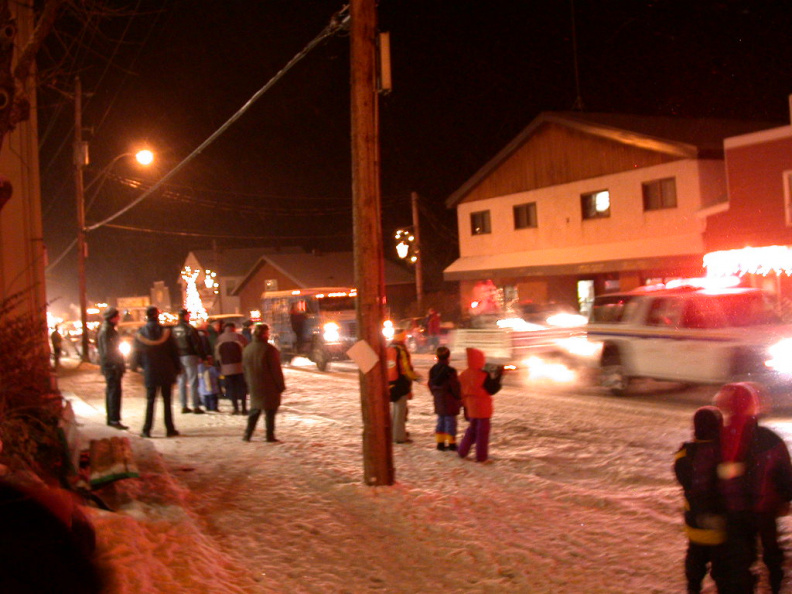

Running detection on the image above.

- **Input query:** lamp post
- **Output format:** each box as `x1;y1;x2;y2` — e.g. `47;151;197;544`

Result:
73;78;154;361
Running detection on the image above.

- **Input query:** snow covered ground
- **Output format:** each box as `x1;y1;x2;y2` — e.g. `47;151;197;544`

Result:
57;355;792;593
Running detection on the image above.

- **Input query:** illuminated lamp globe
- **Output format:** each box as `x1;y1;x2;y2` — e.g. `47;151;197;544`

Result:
135;149;154;166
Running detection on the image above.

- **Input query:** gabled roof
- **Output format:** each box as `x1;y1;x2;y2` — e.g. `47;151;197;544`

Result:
446;111;780;208
232;251;414;295
188;247;302;277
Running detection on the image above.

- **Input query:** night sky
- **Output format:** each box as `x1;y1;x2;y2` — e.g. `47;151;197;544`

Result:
38;0;792;317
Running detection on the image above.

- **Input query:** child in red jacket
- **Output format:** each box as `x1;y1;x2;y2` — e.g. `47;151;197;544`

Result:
457;348;503;463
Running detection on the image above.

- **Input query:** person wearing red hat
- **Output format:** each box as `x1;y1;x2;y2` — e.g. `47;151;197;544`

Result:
713;382;792;594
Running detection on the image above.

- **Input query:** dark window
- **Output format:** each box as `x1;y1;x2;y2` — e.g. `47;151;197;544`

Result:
642;177;677;211
581;190;610;220
513;202;537;229
470;210;491;235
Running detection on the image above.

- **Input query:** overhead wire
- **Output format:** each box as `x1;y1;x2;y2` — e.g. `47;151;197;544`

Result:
85;4;351;232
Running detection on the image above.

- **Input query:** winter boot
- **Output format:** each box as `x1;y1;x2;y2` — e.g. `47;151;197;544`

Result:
436;432;448;451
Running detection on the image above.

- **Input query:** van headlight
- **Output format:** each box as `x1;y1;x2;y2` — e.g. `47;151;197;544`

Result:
766;338;792;374
119;340;132;358
323;322;341;343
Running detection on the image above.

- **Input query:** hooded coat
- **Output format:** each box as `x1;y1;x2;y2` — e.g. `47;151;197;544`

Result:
130;320;180;387
459;348;501;419
242;335;286;411
715;382;792;515
429;361;461;416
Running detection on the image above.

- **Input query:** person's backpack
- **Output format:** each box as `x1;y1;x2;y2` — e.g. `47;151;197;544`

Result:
388;345;411;402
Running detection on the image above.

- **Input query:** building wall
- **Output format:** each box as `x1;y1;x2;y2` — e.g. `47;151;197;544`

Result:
0;4;46;329
706;131;792;251
456;159;711;265
459;123;678;204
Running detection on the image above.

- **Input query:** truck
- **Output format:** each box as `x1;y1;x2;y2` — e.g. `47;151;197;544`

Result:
259;287;358;371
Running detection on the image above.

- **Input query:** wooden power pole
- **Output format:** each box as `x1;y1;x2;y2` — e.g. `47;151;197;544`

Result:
411;191;424;309
350;0;394;485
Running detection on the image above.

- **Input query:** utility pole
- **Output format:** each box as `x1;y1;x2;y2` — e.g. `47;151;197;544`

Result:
74;76;90;363
411;191;424;309
350;0;394;485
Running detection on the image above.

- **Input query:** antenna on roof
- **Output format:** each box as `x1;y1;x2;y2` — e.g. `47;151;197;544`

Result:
570;0;585;111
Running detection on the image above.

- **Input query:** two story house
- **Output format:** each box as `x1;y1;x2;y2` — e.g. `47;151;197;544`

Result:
443;111;774;316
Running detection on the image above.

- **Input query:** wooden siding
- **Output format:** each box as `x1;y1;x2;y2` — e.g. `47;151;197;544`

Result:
460;123;680;204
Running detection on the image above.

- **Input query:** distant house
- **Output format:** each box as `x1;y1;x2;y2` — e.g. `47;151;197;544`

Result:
180;248;298;315
443;111;775;315
232;251;415;318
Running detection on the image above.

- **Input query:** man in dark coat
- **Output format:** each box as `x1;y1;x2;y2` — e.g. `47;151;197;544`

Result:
96;306;127;429
172;308;207;414
242;324;285;442
130;306;182;438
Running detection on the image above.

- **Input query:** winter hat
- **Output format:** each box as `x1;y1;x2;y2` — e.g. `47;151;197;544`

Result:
714;382;761;467
693;406;722;441
713;382;762;420
103;306;119;320
178;308;189;319
145;306;159;321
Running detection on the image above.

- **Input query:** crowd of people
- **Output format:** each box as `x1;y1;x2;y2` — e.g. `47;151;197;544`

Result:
64;305;792;591
92;305;286;443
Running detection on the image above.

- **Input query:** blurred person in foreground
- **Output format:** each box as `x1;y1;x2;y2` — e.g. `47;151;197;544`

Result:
713;382;792;594
172;308;207;414
130;306;181;438
96;306;128;430
457;348;504;464
387;328;419;443
428;346;461;451
215;322;249;415
242;323;286;442
673;406;726;594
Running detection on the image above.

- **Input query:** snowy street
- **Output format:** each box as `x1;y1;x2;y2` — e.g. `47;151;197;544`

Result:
58;354;792;593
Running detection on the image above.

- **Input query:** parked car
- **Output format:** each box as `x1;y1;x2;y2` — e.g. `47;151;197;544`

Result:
582;282;792;395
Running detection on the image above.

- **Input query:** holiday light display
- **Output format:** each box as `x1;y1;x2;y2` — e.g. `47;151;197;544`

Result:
704;246;792;278
181;266;209;321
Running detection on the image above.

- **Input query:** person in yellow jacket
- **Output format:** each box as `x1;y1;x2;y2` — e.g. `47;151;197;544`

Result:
387;329;420;443
457;348;503;463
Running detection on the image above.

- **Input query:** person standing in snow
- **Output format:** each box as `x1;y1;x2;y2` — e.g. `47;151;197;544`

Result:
215;322;249;415
242;324;286;442
96;306;128;430
457;348;503;463
129;306;182;438
713;382;792;594
172;308;207;414
673;406;726;594
428;346;461;451
387;329;419;444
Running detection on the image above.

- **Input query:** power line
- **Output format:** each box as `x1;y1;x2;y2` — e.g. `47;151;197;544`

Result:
85;4;350;232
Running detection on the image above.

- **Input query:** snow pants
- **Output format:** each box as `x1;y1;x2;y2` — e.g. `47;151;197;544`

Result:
392;395;408;442
458;418;491;462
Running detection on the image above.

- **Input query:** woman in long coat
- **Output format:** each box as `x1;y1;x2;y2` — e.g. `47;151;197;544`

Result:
242;324;286;442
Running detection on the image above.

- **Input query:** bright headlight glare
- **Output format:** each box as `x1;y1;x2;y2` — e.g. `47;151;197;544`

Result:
766;338;792;373
119;341;132;357
323;322;341;343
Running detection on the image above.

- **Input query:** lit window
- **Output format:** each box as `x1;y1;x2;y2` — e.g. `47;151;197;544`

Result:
642;177;677;211
470;210;491;235
581;190;610;220
513;202;537;229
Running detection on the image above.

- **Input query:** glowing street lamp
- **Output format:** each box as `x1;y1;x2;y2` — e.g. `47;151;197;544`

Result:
75;141;155;362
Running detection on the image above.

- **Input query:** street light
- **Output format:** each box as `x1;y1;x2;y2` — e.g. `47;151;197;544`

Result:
74;82;154;361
